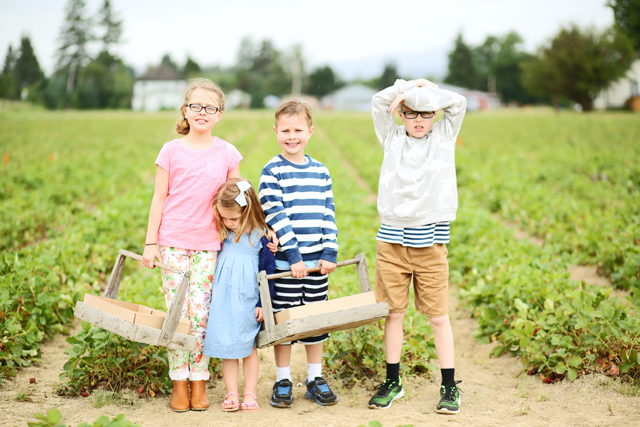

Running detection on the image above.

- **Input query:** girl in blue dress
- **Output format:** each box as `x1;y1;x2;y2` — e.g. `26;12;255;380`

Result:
203;178;275;412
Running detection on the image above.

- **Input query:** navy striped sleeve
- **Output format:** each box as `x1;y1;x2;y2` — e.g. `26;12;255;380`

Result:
259;158;303;265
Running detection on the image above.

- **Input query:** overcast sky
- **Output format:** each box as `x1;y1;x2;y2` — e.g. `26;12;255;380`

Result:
1;0;615;80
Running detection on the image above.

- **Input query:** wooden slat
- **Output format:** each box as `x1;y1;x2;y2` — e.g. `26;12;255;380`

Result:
257;271;275;343
75;302;196;351
104;254;126;299
266;257;360;280
257;303;388;348
134;325;196;351
356;252;371;293
74;302;138;340
159;271;191;347
118;249;185;274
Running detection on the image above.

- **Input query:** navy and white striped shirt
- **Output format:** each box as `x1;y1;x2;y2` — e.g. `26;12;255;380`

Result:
259;155;338;267
376;222;450;248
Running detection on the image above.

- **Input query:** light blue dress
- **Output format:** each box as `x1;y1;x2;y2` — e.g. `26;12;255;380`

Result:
203;230;262;359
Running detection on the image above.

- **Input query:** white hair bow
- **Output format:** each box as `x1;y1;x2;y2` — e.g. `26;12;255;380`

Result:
235;180;252;207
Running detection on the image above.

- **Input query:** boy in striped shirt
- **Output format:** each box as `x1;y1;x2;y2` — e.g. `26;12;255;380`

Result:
259;100;339;408
369;79;467;413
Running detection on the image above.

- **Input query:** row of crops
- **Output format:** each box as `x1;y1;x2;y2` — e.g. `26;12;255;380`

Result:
1;108;638;394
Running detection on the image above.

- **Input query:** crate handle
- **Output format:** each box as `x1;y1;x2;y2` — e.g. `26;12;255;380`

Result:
119;249;186;274
265;256;361;280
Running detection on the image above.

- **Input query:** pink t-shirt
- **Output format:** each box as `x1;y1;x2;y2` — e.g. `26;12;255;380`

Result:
155;137;242;251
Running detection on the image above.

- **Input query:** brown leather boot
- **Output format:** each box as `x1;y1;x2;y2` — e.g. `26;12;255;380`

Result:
170;380;190;412
189;380;210;411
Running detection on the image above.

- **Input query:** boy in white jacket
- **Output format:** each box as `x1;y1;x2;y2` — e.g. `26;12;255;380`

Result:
369;79;466;414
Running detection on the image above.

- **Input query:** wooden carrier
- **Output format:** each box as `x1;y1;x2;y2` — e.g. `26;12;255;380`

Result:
257;253;389;349
74;249;197;352
74;250;388;352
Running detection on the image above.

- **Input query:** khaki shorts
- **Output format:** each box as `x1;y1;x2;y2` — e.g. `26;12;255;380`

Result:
374;241;449;318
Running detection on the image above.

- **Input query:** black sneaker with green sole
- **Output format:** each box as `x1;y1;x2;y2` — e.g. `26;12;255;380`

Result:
368;379;404;409
436;380;461;414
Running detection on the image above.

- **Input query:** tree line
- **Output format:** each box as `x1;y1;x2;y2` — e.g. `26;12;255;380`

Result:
1;0;638;111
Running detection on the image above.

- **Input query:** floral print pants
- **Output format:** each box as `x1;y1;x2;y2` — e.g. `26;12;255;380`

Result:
159;245;217;381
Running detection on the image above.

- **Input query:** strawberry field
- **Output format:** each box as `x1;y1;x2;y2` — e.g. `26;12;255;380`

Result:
1;106;639;401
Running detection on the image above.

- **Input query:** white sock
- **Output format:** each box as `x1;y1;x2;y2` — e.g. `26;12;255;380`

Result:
276;366;291;382
307;363;322;383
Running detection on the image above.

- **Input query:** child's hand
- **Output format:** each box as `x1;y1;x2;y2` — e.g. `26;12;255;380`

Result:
389;93;405;113
142;245;161;269
317;259;337;275
267;229;279;254
290;261;307;278
414;78;439;89
255;307;264;322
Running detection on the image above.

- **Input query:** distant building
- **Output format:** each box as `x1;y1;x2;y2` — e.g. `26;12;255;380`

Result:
226;89;251;109
321;82;499;112
277;94;321;110
132;64;186;112
437;83;500;111
594;60;640;110
322;84;377;111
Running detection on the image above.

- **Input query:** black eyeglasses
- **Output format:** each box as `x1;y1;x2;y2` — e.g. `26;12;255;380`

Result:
187;104;220;114
401;110;435;119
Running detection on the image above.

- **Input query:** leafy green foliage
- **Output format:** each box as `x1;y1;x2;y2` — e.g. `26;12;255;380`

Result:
521;24;636;111
59;321;170;397
28;408;139;427
608;0;640;51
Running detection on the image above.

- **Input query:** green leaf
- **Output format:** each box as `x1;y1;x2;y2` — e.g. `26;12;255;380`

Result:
47;408;62;423
567;367;577;381
368;422;383;427
567;355;582;367
620;362;633;374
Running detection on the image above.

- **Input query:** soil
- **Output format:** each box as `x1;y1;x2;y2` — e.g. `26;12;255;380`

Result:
2;286;639;427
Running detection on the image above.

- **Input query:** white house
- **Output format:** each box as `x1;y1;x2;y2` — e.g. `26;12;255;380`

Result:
132;64;186;112
322;84;378;111
226;89;251;109
594;59;640;110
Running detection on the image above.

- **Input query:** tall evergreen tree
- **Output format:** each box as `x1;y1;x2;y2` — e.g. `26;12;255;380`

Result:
608;0;640;52
377;61;400;90
160;54;179;74
97;0;123;53
307;65;341;97
14;35;43;90
2;45;16;74
182;56;203;78
445;32;478;89
56;0;94;95
0;44;17;98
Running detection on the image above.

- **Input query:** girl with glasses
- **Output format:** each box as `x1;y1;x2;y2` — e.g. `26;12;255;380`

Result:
141;78;242;412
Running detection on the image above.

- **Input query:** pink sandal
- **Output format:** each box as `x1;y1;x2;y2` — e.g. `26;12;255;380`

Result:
222;392;239;412
242;392;259;412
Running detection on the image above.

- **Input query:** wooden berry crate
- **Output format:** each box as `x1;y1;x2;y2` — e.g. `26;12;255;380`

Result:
74;249;196;351
256;253;388;348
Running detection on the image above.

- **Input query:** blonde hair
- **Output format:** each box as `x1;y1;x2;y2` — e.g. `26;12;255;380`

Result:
175;78;226;135
213;178;268;244
274;100;313;128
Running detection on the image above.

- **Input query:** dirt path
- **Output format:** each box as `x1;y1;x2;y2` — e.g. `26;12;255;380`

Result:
2;286;639;427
